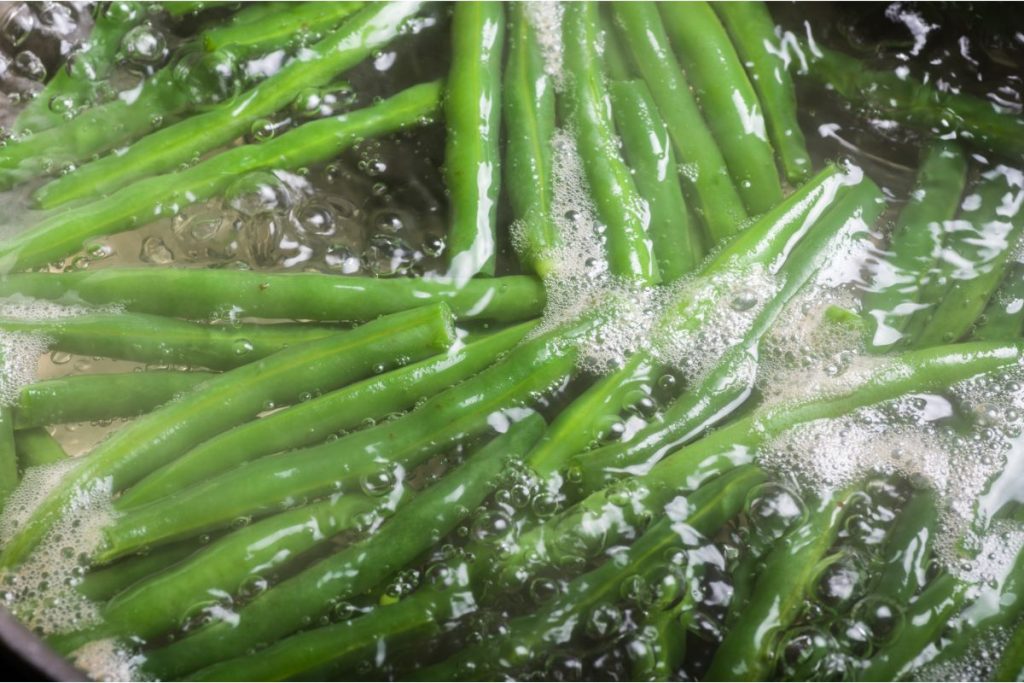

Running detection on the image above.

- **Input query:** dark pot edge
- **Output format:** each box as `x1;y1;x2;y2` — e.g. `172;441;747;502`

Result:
0;606;88;681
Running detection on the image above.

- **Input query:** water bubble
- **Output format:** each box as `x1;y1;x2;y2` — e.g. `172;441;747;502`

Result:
814;555;865;611
373;210;405;234
422;234;446;257
324;244;360;274
173;47;240;106
531;493;560;518
226;172;290;217
363;234;415;277
470;510;513;544
585;603;623;640
529;577;559;604
2;5;35;47
730;288;759;312
745;483;807;540
14;51;46;80
121;25;167;66
777;627;841;680
138;236;174;266
851;596;903;644
359;469;396;497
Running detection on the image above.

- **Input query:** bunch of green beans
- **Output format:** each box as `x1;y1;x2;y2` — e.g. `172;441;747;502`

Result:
0;2;1021;682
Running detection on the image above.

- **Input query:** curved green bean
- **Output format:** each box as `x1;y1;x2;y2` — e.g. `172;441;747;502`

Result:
0;268;545;323
138;415;546;680
562;1;657;283
14;371;217;430
714;1;813;183
660;1;783;215
610;79;702;281
200;1;363;53
0;313;338;372
0;303;456;568
504;2;559;277
75;540;199;603
445;1;505;279
1;80;442;271
34;2;421;209
610;2;747;244
119;321;535;507
972;262;1024;341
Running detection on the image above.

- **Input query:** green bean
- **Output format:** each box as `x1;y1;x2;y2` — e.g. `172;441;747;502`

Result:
994;619;1024;681
0;399;17;507
2;80;442;271
610;2;747;244
706;486;858;680
34;2;421;209
13;2;145;134
0;268;544;323
504;2;559;277
574;166;883;494
804;45;1024;159
913;166;1024;347
496;340;1023;594
75;540;199;603
162;1;235;17
137;415;546;680
526;353;660;478
57;492;385;651
417;466;765;680
599;7;633;81
857;574;965;681
98;316;595;559
0;303;456;568
14;371;217;430
445;1;505;279
862;141;968;351
610;80;702;281
973;262;1024;341
13;428;68;469
119;322;535;507
562;1;657;283
200;2;364;53
0;313;338;372
659;2;783;215
872;489;937;604
714;1;813;183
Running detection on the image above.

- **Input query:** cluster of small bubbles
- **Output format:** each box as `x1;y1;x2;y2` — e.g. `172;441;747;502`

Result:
813;553;868;613
775;626;846;680
743;482;808;541
383;568;421;601
69;639;145;683
913;628;1010;682
523;2;565;89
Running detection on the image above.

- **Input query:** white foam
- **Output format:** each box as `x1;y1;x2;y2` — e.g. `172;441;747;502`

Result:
524;2;565;91
70;639;146;682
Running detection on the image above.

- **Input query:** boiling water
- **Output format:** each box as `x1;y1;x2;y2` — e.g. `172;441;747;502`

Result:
0;2;1021;681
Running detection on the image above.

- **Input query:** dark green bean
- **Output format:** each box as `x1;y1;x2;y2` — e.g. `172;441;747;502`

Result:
0;80;442;271
14;371;217;430
562;1;657;283
445;1;505;279
611;2;748;244
714;1;813;183
0;268;544;323
0;303;456;568
75;540;199;603
660;1;783;215
973;262;1024;341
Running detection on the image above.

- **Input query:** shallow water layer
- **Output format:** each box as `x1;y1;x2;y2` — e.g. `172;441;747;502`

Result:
0;2;1021;681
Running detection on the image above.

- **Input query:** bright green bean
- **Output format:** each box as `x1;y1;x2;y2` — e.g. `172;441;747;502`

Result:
0;313;338;371
994;619;1024;681
200;2;363;53
0;399;17;507
98;316;595;559
119;322;535;507
445;1;505;279
13;428;68;469
75;540;199;603
562;1;657;283
862;141;968;351
14;371;217;430
0;268;544;323
138;415;546;680
872;489;938;604
714;1;813;183
610;79;702;281
0;80;442;271
0;303;456;568
660;1;783;215
504;2;559;277
611;2;747;244
34;2;419;209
